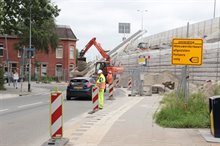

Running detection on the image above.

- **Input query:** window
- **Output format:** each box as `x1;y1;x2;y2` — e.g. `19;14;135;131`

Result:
11;63;17;72
0;44;4;57
18;49;23;58
69;47;74;59
35;64;41;80
56;45;63;58
69;64;74;77
41;64;47;77
56;64;63;77
56;64;63;81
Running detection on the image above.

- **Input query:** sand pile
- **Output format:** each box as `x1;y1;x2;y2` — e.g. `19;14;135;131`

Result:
144;71;179;87
199;80;220;98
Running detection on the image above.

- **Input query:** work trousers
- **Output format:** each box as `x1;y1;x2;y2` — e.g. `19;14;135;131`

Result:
98;89;104;109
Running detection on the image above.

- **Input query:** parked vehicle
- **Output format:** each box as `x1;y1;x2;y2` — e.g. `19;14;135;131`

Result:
66;77;96;100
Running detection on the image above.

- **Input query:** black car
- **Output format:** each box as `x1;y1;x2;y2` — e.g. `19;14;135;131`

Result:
66;77;96;100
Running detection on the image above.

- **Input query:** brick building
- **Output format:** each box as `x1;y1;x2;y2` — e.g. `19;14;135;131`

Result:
0;25;77;81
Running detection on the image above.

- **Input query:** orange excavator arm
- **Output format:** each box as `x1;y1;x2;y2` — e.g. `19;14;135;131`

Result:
79;37;110;62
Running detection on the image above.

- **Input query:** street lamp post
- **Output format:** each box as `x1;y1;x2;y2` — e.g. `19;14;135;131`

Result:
213;0;216;18
137;10;148;30
4;34;10;86
28;0;32;92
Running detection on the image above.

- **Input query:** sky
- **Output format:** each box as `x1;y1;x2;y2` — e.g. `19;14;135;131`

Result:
52;0;220;61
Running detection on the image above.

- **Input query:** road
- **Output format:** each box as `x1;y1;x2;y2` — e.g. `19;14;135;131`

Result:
0;83;127;146
0;85;93;146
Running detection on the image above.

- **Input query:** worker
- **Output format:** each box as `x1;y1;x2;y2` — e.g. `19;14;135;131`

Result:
96;69;106;109
107;70;113;85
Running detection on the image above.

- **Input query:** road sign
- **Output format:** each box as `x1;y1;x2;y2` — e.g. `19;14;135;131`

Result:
172;38;203;65
138;55;145;65
26;48;35;51
118;23;130;34
50;91;63;139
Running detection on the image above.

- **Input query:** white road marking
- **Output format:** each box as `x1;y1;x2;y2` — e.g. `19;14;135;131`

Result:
0;109;9;112
18;102;43;108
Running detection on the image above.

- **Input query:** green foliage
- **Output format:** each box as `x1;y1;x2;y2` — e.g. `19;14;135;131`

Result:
39;76;62;83
0;0;60;52
40;76;53;83
155;92;209;128
0;66;5;90
0;0;4;28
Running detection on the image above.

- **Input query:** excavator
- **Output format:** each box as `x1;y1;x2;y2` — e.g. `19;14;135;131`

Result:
77;37;124;78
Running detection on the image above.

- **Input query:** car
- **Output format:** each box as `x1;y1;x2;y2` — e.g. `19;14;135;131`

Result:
66;77;96;100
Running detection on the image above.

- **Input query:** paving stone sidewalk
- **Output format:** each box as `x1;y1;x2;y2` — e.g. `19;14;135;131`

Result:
63;92;219;146
0;82;66;99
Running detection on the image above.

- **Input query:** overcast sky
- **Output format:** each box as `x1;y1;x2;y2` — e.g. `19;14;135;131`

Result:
52;0;220;61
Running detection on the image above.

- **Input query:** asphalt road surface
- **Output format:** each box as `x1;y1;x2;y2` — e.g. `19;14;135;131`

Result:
0;82;126;146
0;90;92;146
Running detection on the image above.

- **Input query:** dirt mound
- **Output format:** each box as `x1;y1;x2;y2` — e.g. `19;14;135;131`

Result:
77;60;88;72
199;80;220;98
144;71;179;87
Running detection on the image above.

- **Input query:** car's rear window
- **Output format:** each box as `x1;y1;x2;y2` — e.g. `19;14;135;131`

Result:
70;79;88;83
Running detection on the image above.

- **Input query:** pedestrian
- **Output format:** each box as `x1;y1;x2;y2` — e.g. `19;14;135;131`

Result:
13;70;19;89
96;69;106;109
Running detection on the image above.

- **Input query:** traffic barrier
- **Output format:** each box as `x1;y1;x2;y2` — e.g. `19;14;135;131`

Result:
108;83;115;100
115;78;119;87
92;86;99;111
50;91;63;139
128;77;132;90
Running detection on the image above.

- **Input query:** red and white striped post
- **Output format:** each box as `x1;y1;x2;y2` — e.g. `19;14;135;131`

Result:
128;77;132;90
108;83;115;100
50;91;63;139
92;86;99;111
115;78;119;87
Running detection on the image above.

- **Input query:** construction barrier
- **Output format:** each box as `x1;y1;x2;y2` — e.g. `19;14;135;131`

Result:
108;83;114;100
115;78;119;87
50;91;63;139
128;77;132;90
92;86;99;111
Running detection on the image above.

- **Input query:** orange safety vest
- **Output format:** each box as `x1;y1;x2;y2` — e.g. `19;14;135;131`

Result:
107;73;113;84
96;73;106;89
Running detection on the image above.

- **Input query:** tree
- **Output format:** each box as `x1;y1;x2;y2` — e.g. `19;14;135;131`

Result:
0;0;60;52
0;0;4;30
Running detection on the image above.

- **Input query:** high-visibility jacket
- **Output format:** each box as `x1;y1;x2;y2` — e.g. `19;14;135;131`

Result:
107;73;113;84
96;73;106;89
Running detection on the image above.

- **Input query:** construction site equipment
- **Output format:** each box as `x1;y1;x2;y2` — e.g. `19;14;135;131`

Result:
162;81;175;90
76;37;124;78
71;30;146;77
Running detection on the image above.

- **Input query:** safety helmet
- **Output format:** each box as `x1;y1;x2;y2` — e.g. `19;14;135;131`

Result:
97;70;102;74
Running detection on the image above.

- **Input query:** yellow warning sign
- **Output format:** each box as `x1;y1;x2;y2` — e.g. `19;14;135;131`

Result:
138;55;145;65
172;38;203;65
